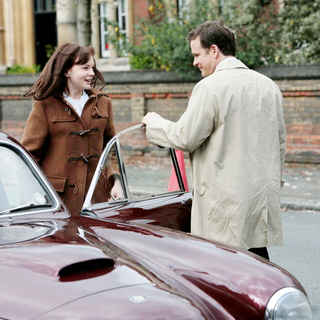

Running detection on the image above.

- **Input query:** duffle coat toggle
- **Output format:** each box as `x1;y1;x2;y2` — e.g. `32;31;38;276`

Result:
70;128;99;136
67;183;79;195
68;153;99;164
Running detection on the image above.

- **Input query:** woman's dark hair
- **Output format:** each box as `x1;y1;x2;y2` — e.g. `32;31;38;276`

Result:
188;21;236;56
24;43;105;100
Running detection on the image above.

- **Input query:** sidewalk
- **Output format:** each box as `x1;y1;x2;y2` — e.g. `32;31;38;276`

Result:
280;163;320;212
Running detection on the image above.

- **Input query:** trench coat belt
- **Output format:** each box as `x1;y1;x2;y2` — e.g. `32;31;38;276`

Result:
68;153;99;164
70;128;99;136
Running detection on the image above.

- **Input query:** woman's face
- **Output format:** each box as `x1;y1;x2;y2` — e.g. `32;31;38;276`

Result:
65;55;95;93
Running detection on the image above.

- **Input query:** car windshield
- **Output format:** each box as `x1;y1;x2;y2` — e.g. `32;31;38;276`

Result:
0;145;52;215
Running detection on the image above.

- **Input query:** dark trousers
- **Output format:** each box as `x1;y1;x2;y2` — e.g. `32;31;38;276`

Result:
248;247;270;261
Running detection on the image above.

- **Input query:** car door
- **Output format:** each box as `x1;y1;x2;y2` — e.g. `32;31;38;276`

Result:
82;124;192;232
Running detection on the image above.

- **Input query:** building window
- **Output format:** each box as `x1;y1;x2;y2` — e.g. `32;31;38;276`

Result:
99;2;109;58
177;0;189;17
34;0;56;13
99;0;128;58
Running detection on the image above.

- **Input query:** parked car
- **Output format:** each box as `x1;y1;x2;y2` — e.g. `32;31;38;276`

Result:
0;127;313;319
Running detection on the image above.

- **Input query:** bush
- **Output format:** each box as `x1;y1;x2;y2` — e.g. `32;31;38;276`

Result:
127;0;220;77
276;0;320;65
110;0;319;73
123;0;280;75
220;0;280;67
7;64;40;75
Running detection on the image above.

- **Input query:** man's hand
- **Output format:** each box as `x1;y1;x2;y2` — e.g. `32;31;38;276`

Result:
142;112;161;125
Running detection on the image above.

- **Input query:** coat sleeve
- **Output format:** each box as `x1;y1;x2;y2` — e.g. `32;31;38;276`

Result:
21;101;49;164
144;81;217;153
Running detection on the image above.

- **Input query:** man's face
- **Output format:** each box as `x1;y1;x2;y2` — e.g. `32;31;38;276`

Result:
190;36;217;78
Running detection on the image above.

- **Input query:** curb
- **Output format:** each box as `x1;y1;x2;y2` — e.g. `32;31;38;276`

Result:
280;198;320;212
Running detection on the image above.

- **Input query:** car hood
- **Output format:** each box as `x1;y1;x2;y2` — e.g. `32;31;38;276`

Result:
86;219;304;319
37;284;204;320
0;239;205;319
0;219;206;320
0;218;303;320
0;220;151;319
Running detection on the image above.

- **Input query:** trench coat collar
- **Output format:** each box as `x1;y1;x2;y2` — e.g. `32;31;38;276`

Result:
215;57;248;73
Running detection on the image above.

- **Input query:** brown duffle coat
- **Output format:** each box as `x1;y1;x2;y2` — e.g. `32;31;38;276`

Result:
21;89;116;216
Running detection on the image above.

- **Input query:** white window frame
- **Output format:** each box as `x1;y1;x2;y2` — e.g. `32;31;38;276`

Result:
99;2;109;58
99;0;128;58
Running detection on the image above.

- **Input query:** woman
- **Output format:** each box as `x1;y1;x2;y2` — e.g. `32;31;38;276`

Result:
22;43;122;216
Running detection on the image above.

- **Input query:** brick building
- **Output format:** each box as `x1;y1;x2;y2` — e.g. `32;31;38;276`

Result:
0;0;196;72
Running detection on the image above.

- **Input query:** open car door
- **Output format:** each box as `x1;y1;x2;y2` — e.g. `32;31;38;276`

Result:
82;124;192;232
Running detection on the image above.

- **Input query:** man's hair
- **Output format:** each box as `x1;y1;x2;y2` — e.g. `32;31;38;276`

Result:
188;21;236;56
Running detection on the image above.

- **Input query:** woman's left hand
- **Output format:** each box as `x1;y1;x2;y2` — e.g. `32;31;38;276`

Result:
109;178;124;201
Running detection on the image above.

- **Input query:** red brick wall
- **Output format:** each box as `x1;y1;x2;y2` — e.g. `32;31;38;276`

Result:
1;75;320;163
132;0;149;45
280;82;320;161
133;0;149;22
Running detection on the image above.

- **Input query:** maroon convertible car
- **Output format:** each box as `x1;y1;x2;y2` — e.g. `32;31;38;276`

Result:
0;125;313;319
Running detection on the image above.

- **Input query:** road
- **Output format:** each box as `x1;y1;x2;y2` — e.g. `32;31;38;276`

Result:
269;209;320;317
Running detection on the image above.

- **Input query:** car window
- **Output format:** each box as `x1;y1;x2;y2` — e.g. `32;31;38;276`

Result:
84;125;189;210
0;145;53;215
91;142;126;205
117;126;181;200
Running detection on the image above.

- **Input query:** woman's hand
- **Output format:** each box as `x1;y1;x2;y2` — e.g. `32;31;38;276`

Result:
109;178;124;201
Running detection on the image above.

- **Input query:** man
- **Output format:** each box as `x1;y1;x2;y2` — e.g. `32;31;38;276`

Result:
142;21;286;260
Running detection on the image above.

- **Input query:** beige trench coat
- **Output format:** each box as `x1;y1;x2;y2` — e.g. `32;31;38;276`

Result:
144;57;286;249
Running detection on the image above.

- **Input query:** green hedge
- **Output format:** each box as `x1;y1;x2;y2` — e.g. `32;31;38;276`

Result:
7;64;40;75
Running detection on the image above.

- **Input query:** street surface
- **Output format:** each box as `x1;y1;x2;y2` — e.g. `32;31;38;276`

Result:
281;164;320;211
270;209;320;318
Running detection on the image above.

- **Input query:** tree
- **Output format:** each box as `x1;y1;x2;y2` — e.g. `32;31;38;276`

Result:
125;0;280;75
127;0;220;77
220;0;280;67
277;0;320;65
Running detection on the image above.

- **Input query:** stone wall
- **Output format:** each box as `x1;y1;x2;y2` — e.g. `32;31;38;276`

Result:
0;66;320;163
